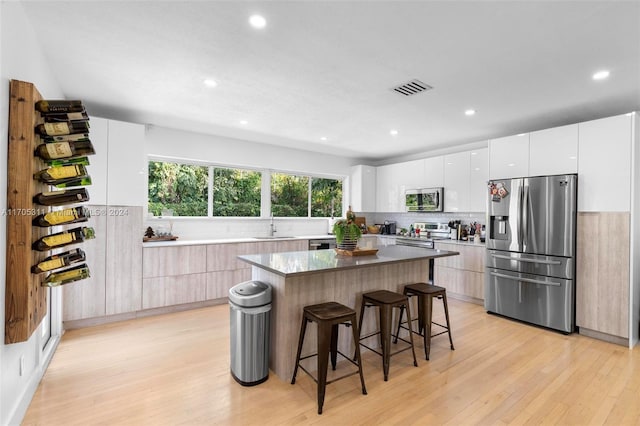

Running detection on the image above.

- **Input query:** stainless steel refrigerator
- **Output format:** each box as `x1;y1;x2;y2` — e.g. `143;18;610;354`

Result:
485;174;577;333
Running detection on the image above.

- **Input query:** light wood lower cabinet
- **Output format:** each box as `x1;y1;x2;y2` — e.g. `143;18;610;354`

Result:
142;273;208;309
142;239;308;310
63;206;143;321
576;212;630;340
63;207;107;321
434;242;485;303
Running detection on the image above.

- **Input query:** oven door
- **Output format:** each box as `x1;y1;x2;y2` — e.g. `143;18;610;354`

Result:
308;239;336;250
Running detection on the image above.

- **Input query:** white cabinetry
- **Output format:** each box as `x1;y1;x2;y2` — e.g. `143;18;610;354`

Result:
350;165;376;212
423;156;444;187
529;124;578;176
375;159;424;212
444;152;470;212
578;114;633;212
469;147;489;212
106;120;146;206
443;147;488;213
489;134;529;179
90;118;146;206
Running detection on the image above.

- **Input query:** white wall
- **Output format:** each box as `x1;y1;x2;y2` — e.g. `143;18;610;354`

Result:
0;3;65;425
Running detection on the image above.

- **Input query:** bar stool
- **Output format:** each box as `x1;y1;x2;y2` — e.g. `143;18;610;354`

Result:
394;283;454;360
291;302;367;415
358;290;418;381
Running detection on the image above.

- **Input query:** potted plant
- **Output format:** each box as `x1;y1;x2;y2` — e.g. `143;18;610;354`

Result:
332;206;362;250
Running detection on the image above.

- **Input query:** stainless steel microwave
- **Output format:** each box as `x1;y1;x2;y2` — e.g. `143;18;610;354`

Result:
405;187;444;212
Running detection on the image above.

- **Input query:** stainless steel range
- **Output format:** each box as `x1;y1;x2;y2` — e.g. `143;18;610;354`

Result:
485;174;577;333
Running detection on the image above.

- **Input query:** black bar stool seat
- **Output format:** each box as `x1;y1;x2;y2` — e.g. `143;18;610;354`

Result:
395;283;454;360
358;290;418;381
291;301;367;415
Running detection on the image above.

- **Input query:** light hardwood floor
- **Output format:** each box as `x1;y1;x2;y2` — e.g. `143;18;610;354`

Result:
23;299;640;425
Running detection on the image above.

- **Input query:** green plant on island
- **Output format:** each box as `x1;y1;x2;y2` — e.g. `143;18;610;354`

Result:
332;206;362;244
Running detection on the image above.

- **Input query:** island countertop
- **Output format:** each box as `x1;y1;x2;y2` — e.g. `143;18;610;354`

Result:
238;245;459;277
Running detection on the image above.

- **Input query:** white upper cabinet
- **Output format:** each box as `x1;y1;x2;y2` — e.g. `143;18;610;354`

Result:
91;118;146;207
424;156;444;187
375;159;424;212
469;147;489;212
349;165;376;212
107;120;146;206
529;124;578;176
88;117;109;205
444;152;470;212
578;113;633;212
489;134;529;179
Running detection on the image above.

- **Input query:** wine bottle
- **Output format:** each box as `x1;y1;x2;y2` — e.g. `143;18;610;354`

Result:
33;188;89;206
32;206;90;227
34;140;96;160
34;164;88;185
42;264;91;287
53;176;92;189
43;111;89;123
45;156;90;167
31;248;86;274
35;100;84;114
42;133;90;143
32;226;95;251
35;120;90;137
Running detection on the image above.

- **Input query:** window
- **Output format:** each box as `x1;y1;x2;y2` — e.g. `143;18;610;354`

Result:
148;161;208;216
148;160;342;218
212;167;261;217
311;177;342;217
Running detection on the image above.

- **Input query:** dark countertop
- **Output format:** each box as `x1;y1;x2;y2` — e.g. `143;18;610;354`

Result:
237;245;459;277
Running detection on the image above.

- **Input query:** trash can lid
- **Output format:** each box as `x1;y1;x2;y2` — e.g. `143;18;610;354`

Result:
229;280;272;307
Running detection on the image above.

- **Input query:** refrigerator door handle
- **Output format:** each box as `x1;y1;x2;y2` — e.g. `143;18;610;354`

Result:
522;185;530;251
517;184;524;250
490;254;562;265
490;271;562;287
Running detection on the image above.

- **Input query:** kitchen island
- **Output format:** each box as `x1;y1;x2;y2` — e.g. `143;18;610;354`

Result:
238;245;458;381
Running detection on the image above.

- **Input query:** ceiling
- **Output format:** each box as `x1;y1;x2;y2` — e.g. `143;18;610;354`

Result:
20;0;640;163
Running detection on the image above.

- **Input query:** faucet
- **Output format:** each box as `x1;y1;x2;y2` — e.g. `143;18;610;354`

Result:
269;215;277;236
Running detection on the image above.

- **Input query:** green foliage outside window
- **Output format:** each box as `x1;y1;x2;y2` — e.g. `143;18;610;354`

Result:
149;161;342;218
148;161;208;216
311;178;342;217
271;173;309;217
213;168;261;217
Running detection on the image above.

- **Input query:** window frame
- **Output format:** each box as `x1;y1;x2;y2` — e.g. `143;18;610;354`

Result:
147;157;345;219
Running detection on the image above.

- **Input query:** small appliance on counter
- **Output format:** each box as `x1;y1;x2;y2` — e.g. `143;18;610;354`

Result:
381;221;396;235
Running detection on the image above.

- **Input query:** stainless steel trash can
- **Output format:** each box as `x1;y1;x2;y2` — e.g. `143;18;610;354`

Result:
229;280;272;386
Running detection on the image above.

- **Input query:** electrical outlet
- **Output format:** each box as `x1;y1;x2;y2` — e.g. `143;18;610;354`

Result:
19;355;25;376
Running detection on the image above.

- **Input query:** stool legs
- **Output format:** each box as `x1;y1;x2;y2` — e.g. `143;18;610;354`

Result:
351;319;368;396
316;321;331;414
423;293;433;360
379;303;392;381
291;316;308;385
330;324;338;370
442;292;455;351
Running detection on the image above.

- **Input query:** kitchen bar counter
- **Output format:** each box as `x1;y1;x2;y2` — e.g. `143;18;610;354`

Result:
238;245;458;381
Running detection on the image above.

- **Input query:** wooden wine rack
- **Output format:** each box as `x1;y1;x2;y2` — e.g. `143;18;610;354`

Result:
5;80;49;344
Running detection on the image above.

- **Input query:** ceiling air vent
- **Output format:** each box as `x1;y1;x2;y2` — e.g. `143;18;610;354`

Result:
392;79;433;96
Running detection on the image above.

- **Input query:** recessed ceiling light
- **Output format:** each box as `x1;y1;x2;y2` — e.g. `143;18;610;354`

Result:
249;14;267;29
517;133;527;136
508;163;516;167
239;120;248;125
390;129;399;136
203;79;218;88
465;109;476;116
470;152;477;156
320;136;327;141
474;167;481;171
592;70;610;80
